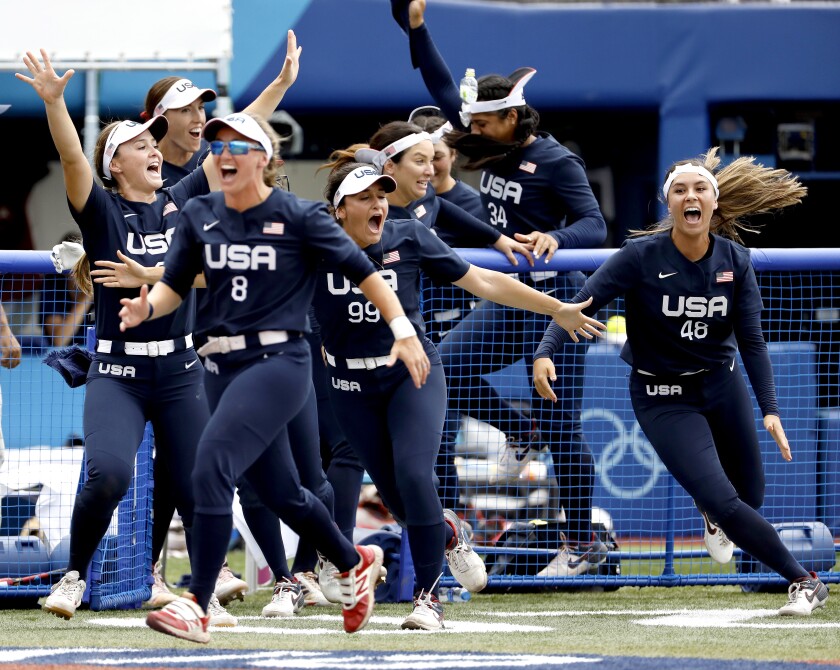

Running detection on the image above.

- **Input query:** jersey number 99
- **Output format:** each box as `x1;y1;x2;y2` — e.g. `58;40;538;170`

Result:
348;301;380;323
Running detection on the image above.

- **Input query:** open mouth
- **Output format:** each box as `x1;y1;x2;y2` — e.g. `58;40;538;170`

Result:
684;207;702;223
367;213;384;235
189;127;202;139
148;160;161;176
220;164;238;182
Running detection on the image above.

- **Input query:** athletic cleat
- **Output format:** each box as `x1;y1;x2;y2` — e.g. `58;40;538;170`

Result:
214;563;248;605
537;536;609;577
401;590;445;630
261;577;305;617
207;593;237;627
778;572;829;616
294;571;332;607
146;561;178;608
444;508;487;592
700;510;734;564
42;570;86;620
495;426;540;481
318;554;343;604
336;544;384;633
146;594;210;643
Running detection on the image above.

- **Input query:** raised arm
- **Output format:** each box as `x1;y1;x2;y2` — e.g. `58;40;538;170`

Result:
16;50;92;211
242;30;302;119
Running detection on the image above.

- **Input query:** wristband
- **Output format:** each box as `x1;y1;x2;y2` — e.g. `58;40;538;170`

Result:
145;302;154;321
389;315;415;341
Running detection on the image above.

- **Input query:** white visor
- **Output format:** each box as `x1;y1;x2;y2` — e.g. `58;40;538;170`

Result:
102;116;168;180
333;166;397;209
461;68;536;125
356;132;432;173
662;164;720;200
153;78;217;116
203;113;273;157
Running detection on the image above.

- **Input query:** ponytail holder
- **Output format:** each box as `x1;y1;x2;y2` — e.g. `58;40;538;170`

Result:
139;110;151;121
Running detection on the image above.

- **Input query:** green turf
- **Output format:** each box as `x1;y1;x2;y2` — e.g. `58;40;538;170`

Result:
1;550;837;663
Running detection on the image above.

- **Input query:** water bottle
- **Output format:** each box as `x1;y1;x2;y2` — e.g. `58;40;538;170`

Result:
439;586;471;602
459;68;478;104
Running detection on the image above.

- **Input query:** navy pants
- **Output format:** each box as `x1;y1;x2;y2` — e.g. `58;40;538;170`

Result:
188;338;357;610
328;359;449;592
72;348;207;575
438;272;596;544
630;361;808;582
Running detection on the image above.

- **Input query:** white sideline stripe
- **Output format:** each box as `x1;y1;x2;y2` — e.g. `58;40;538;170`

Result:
90;616;551;635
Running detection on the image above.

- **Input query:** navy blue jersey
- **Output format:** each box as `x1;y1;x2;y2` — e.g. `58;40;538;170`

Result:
536;232;778;415
71;169;208;341
162;189;377;336
409;23;605;247
313;218;470;359
438;180;484;220
389;184;500;248
160;139;211;190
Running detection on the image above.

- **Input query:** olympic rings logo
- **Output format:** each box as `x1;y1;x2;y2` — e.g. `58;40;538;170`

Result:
582;408;665;499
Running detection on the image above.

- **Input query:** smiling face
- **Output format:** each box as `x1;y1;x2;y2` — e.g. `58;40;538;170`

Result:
336;185;390;248
160;99;207;161
382;140;434;204
431;143;456;192
108;130;163;194
666;172;718;242
213;127;269;199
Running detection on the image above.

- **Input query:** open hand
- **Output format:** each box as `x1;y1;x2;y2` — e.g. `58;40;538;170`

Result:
16;49;74;104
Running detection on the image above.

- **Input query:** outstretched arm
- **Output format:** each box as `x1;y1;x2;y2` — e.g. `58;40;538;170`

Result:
16;49;92;211
455;265;604;342
0;303;21;369
118;283;183;332
242;30;302;119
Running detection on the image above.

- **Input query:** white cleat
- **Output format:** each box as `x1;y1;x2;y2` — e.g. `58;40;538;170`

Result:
262;577;305;617
42;570;86;620
294;571;332;607
214;563;248;605
444;508;487;592
701;510;734;564
146;561;178;608
778;572;829;616
146;595;210;644
401;590;445;630
207;592;237;627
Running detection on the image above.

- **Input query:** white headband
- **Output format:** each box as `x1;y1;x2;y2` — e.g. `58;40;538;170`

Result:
357;132;432;172
460;68;536;126
662;164;720;200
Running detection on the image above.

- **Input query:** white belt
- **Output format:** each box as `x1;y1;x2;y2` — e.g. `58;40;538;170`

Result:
433;308;462;323
197;330;291;357
324;350;391;370
97;333;193;357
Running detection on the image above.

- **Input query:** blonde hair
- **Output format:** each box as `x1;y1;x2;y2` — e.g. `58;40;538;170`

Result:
635;147;807;243
247;114;283;188
71;254;93;297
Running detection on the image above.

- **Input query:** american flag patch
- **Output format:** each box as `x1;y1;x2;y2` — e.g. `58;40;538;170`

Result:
413;204;427;219
519;161;537;174
716;271;734;283
162;202;178;216
262;221;285;235
383;250;401;264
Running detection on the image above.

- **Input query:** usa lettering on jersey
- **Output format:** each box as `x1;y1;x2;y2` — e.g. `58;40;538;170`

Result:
327;269;398;295
661;295;728;318
98;363;136;378
204;244;277;270
126;229;175;255
332;377;361;392
646;384;682;396
480;174;523;204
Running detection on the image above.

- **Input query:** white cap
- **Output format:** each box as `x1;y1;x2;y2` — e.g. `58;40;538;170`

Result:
153;78;216;116
102;116;168;180
203;113;273;156
333;166;397;208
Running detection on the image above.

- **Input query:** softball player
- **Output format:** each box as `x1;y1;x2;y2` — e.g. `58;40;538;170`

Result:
119;113;425;642
394;1;610;574
17;50;218;621
314;159;603;629
535;150;828;616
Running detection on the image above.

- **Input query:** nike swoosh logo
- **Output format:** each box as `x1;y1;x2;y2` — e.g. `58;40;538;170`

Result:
730;360;735;371
203;220;220;231
124;213;137;219
658;272;677;279
805;587;824;604
185;360;198;369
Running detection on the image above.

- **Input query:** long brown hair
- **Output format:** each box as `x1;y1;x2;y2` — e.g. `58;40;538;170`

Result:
635;147;807;243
